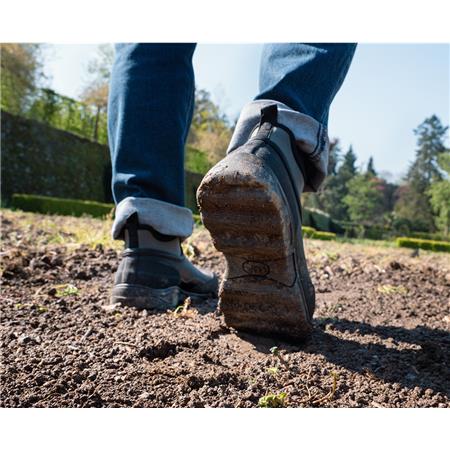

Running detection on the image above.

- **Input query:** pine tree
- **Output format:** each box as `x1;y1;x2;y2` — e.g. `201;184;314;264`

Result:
395;115;448;231
318;145;357;221
366;156;377;177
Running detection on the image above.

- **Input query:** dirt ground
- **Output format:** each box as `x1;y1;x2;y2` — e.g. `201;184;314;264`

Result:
1;209;449;407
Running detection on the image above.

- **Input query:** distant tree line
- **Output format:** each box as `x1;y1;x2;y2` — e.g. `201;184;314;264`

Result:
2;44;448;236
304;115;449;236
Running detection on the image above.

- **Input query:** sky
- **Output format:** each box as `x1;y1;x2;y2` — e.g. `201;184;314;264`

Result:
44;44;449;181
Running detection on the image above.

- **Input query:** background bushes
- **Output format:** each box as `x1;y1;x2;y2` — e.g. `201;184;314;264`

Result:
396;237;450;253
1;111;206;212
11;194;114;218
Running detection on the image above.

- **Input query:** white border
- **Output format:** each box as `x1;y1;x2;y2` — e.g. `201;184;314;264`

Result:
1;0;450;42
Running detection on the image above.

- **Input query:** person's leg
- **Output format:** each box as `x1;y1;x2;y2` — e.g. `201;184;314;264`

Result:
108;43;217;309
108;43;196;238
198;44;356;340
229;43;356;190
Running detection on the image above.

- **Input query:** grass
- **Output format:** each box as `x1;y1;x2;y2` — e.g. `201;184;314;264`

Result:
1;208;122;251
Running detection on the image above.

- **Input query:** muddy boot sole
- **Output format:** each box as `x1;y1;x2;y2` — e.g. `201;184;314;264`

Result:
198;151;314;341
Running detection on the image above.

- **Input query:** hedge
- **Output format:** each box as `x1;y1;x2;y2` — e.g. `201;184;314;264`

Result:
302;208;344;234
396;237;450;253
11;194;114;218
410;231;450;243
1;111;208;213
302;226;336;241
312;231;337;241
301;226;316;238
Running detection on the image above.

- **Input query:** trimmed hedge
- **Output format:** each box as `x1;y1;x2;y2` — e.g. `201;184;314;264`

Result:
301;226;316;238
396;237;450;253
303;208;344;234
410;231;450;243
313;231;337;241
11;194;114;218
302;226;336;241
2;111;207;213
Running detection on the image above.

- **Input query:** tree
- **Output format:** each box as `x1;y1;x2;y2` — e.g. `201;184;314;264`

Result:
343;174;385;224
80;44;114;141
187;89;232;164
366;156;377;176
327;145;357;220
303;139;342;210
428;152;450;235
395;115;448;231
0;44;45;114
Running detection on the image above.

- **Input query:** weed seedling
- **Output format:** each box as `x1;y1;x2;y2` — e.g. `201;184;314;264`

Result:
266;367;279;376
170;298;195;319
55;284;79;298
258;392;288;408
270;346;289;369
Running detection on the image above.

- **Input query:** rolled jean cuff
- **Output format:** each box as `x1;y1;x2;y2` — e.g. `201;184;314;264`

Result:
227;100;330;191
112;197;194;240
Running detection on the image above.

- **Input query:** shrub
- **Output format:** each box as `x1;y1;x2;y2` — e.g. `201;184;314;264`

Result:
312;231;337;241
302;226;316;238
410;231;450;242
185;146;213;174
11;194;114;218
396;237;450;253
303;208;344;234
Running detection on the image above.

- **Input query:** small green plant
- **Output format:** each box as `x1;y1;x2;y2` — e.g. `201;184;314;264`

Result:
55;284;79;298
270;346;289;369
266;367;279;375
170;298;196;319
258;392;288;408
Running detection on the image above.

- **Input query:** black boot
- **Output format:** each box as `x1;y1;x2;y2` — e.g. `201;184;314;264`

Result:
197;104;315;341
111;212;218;310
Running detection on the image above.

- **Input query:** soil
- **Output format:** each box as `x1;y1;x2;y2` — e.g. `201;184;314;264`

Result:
1;210;449;407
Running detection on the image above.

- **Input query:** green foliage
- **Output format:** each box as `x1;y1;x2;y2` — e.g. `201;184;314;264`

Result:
187;89;232;164
302;208;343;233
396;237;450;253
366;156;377;177
302;226;336;240
312;231;337;241
185;146;213;174
27;88;108;144
185;171;204;213
428;152;450;235
410;231;450;242
2;112;203;212
258;392;288;408
1;110;111;203
11;194;114;218
55;284;79;298
1;44;45;115
301;226;316;238
395;115;448;231
343;174;385;224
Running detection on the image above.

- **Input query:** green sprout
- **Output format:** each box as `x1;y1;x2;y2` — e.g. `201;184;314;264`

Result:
55;284;79;298
258;392;288;408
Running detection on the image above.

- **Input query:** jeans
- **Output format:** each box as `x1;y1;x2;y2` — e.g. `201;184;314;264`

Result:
108;43;356;239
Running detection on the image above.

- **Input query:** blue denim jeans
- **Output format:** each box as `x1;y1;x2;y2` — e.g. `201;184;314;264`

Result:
108;43;356;239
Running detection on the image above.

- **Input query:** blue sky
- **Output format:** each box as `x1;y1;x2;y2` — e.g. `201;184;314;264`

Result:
45;44;449;181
